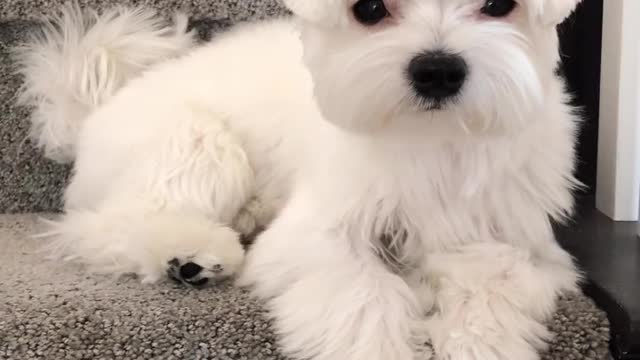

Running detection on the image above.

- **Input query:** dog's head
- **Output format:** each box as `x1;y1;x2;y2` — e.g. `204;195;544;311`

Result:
285;0;581;136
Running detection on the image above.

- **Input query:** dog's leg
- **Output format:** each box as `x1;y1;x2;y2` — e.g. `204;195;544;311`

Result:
42;208;245;285
238;196;432;360
424;242;579;360
53;108;253;285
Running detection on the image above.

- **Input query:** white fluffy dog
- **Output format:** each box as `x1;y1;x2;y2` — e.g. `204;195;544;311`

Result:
16;0;583;359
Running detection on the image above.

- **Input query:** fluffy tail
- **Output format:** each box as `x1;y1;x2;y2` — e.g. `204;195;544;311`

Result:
13;3;197;163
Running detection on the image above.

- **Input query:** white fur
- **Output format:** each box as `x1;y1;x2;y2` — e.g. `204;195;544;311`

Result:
16;0;583;359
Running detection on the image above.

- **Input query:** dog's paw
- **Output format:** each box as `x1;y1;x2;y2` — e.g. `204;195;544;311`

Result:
167;257;227;287
414;341;434;360
164;224;245;287
411;322;435;360
430;326;539;360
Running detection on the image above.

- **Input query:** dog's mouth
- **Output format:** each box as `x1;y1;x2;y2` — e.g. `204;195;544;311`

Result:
416;97;454;112
424;101;444;111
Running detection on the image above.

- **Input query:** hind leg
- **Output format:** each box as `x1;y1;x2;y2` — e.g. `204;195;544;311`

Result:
55;109;254;285
45;208;244;285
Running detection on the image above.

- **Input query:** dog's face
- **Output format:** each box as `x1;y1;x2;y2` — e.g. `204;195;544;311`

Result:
285;0;581;136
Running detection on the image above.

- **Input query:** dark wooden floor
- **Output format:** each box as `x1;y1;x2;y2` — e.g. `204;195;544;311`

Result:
555;196;640;359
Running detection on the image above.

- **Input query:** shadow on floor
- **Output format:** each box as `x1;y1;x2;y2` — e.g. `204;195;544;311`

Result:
555;196;640;359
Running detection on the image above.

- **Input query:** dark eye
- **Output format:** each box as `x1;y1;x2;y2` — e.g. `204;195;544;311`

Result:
353;0;389;26
481;0;517;17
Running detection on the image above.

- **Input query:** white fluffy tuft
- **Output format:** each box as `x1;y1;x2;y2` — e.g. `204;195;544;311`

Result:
13;3;196;162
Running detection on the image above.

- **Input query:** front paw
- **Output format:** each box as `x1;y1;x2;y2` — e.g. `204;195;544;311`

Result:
429;320;541;360
414;340;434;360
167;257;226;287
165;228;245;287
425;294;543;360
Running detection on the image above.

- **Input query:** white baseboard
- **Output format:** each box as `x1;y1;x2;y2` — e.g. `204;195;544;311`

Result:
596;0;640;221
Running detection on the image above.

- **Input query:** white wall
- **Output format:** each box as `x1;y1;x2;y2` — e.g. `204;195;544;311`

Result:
596;0;640;221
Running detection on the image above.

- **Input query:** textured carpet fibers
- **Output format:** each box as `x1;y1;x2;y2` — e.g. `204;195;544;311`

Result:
0;214;287;360
0;0;290;21
0;21;71;213
0;214;612;360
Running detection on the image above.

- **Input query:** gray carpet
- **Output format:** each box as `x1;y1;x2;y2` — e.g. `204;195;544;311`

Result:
0;214;611;360
0;20;71;213
0;214;286;360
0;1;613;359
0;0;290;22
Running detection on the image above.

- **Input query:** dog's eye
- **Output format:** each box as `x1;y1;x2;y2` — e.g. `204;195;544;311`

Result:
353;0;389;26
481;0;517;17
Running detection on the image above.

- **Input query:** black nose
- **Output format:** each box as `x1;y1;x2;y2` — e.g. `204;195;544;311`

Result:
408;52;468;102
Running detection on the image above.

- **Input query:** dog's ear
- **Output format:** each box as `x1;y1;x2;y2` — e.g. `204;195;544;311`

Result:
531;0;582;26
282;0;346;25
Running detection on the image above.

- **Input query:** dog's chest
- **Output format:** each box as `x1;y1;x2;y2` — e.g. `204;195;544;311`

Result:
346;141;517;253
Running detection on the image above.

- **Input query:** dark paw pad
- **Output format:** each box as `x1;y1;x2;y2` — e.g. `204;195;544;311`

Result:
167;258;206;287
167;258;224;288
179;262;203;279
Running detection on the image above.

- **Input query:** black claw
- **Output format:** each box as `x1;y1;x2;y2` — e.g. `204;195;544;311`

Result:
168;258;180;267
179;262;203;279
